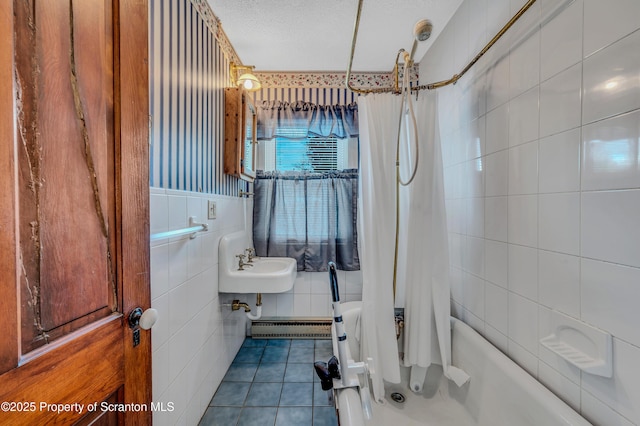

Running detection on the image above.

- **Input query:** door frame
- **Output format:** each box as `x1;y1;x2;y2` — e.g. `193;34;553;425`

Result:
117;0;152;421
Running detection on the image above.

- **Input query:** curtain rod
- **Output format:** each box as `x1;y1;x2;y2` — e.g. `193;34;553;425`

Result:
345;0;538;94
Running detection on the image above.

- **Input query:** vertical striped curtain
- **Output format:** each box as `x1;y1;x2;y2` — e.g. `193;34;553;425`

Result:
252;170;360;272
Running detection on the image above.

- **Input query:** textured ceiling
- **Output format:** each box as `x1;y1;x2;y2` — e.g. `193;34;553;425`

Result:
207;0;463;72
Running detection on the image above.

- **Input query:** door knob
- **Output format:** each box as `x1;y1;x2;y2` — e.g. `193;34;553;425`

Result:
128;307;158;330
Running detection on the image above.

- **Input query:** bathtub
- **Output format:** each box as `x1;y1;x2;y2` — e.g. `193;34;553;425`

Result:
333;302;591;426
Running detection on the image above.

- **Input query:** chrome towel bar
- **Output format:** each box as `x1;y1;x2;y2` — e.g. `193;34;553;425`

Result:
150;216;208;241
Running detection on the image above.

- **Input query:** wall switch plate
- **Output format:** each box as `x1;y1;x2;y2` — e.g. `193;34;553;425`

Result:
207;200;217;219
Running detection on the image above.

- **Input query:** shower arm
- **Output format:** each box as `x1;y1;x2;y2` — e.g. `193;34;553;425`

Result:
392;49;411;94
345;0;538;94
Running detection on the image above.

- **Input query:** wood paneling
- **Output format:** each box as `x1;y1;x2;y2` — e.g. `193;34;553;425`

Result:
118;0;152;420
0;0;18;374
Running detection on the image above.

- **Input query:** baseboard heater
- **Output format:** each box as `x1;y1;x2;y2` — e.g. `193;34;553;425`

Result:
251;317;332;339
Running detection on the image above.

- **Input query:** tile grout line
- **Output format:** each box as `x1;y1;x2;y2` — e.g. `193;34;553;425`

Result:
201;338;337;425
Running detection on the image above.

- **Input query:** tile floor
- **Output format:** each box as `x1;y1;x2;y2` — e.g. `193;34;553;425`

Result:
199;338;338;426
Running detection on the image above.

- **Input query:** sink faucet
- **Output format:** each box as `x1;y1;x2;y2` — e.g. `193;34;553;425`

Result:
245;247;257;263
236;254;253;270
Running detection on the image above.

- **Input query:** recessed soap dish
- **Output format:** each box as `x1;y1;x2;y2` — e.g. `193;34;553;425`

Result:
540;310;612;378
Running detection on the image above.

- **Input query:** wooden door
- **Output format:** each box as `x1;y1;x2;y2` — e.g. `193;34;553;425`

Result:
0;0;151;424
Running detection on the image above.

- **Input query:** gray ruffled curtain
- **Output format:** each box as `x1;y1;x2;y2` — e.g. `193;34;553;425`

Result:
256;101;359;141
253;169;360;272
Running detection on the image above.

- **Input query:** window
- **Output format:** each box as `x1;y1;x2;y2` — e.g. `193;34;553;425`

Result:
252;105;360;271
261;136;351;172
275;137;337;172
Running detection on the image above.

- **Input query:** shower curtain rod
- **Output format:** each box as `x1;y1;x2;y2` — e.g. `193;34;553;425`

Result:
345;0;537;94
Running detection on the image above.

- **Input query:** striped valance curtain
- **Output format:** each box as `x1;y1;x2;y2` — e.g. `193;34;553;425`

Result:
252;86;358;106
256;101;359;141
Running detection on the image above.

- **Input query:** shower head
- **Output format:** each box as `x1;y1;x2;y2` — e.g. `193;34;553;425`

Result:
413;19;433;42
408;19;433;62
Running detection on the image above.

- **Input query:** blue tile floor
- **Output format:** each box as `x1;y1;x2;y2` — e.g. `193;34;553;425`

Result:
199;338;339;426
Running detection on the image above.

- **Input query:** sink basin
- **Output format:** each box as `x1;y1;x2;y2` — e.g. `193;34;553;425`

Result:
248;258;295;274
220;257;297;293
218;231;297;293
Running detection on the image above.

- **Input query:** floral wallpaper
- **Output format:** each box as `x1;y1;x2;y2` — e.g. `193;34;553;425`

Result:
189;0;241;66
255;66;419;89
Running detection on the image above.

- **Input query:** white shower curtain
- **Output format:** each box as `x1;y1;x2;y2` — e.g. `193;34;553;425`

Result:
358;91;468;402
398;91;468;386
357;93;402;402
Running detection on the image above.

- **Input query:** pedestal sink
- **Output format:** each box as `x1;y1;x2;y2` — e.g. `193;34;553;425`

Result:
218;231;297;293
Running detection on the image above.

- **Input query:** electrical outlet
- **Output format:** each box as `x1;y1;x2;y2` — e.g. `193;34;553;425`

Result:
207;200;217;220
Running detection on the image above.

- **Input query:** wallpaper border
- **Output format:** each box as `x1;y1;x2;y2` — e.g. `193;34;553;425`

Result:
255;66;419;89
189;0;242;65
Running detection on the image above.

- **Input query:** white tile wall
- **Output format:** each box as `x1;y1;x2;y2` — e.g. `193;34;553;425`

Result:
469;116;486;160
485;240;508;288
508;140;538;195
486;102;510;154
484;323;509;354
539;62;582;138
484;196;508;242
538;128;581;193
507;195;538;247
508;244;538;301
581;390;636;426
282;270;363;318
582;190;640;268
538;192;580;255
485;151;509;196
539;0;582;82
486;0;510;39
581;338;640;423
462;272;485;320
538;250;580;317
485;281;508;334
509;31;540;99
464;236;485;278
150;188;249;425
581;110;640;191
582;31;640;125
508;339;538;377
583;0;640;57
485;48;511;111
581;259;640;348
466;198;485;238
425;0;640;423
508;292;539;355
508;87;540;148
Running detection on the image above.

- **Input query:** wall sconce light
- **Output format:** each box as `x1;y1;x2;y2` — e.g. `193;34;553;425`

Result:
230;62;262;92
